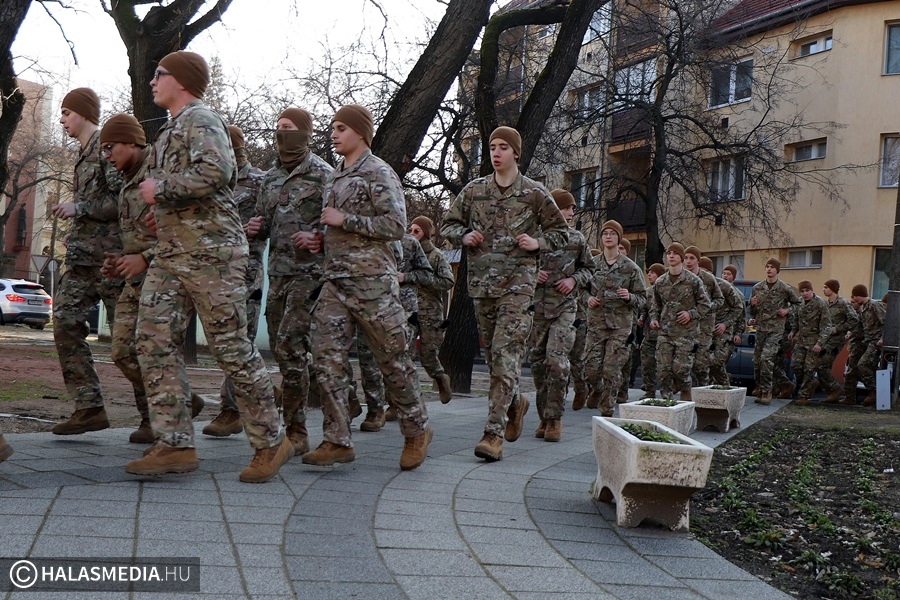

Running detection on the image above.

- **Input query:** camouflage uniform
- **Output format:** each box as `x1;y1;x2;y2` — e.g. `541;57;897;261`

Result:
569;293;590;397
690;268;724;386
749;279;802;396
528;227;594;420
844;309;866;400
819;296;858;395
650;270;711;399
709;276;746;385
441;173;568;437
220;160;267;412
254;152;333;427
416;238;455;380
638;284;658;396
585;253;646;415
790;294;832;398
54;130;124;410
856;299;886;393
137;99;281;450
310;149;428;447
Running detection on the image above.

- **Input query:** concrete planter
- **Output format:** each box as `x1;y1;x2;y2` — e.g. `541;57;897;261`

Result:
618;399;696;436
690;385;747;433
592;417;713;532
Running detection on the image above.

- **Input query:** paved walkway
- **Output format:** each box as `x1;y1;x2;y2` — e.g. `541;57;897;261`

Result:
0;391;793;600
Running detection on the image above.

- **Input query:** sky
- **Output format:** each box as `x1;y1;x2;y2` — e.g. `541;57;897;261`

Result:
11;0;450;106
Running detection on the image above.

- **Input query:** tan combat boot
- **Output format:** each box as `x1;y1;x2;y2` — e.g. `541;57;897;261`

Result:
795;397;809;406
301;441;355;466
822;389;843;404
359;411;386;432
400;425;433;471
543;418;561;443
586;392;600;410
129;418;155;444
384;406;399;422
52;407;110;435
862;391;877;407
777;382;795;399
189;393;205;418
239;436;294;483
534;420;547;439
202;409;244;437
0;435;13;462
435;374;453;404
286;422;309;454
571;391;587;411
125;444;198;475
758;393;772;406
504;395;530;442
474;432;503;462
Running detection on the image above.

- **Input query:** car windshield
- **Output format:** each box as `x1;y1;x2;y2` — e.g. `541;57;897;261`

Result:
11;284;49;297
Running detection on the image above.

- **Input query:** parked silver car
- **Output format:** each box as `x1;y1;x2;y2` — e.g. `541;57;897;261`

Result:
0;278;52;330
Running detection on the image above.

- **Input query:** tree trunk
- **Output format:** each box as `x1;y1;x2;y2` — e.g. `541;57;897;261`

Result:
0;0;31;199
372;0;493;179
439;252;480;393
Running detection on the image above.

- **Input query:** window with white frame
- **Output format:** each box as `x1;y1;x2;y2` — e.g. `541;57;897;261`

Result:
873;248;891;300
583;5;612;44
709;58;753;107
886;24;900;74
795;33;832;58
880;135;900;187
707;254;744;278
786;248;823;268
707;157;745;202
612;59;655;110
537;24;555;40
567;169;599;209
574;85;604;122
790;139;827;162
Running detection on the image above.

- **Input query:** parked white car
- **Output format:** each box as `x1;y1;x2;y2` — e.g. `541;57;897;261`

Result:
0;278;52;330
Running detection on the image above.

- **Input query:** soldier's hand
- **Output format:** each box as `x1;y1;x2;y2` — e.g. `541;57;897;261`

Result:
305;231;323;254
616;287;630;300
52;202;76;219
537;270;550;284
462;230;484;247
650;319;660;330
733;334;742;345
878;338;884;348
587;296;601;309
637;317;644;327
292;231;314;249
116;254;148;279
676;310;692;325
714;323;727;336
321;207;345;227
244;216;263;239
101;253;120;279
776;308;789;317
750;296;758;306
554;277;576;295
144;210;157;234
515;233;539;251
813;343;822;353
398;272;406;283
139;179;158;205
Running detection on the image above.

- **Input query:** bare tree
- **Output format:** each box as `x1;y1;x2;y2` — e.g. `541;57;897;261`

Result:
0;0;33;202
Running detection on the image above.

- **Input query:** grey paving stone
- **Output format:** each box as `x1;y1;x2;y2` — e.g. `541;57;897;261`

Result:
137;519;228;543
213;475;293;495
194;564;246;594
541;523;622;544
598;584;706;600
139;502;223;522
49;498;136;519
486;565;602;593
289;582;404;600
0;486;59;498
375;530;467;551
514;594;617;600
649;555;759;581
284;555;393;583
138;487;213;505
378;488;450;504
529;507;611;529
228;523;286;545
242;566;294;596
291;500;371;520
622;535;723;559
31;534;133;558
0;496;54;515
136;539;237;567
3;470;94;489
376;500;450;518
219;491;296;508
312;477;388;495
285;515;366;535
384;479;458;494
222;505;292;524
234;544;283;567
571;558;682;587
454;497;524;515
373;511;457;533
66;466;140;484
550;540;635;563
454;509;533;530
41;515;133;538
4;534;36;556
683;577;794;600
7;458;91;472
455;482;524;503
296;488;377;507
468;542;570;568
459;527;544;546
57;483;138;502
285;532;379;559
394;575;509;600
379;548;484;577
136;475;217;491
525;496;599;514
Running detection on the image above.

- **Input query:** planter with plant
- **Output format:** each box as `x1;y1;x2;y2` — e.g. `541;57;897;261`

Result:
618;398;696;436
690;384;747;433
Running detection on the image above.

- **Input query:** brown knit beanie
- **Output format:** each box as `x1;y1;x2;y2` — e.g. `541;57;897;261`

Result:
798;280;813;291
590;248;603;257
648;263;665;276
62;88;100;124
766;257;781;272
227;125;245;149
699;257;714;272
280;108;313;133
851;284;869;298
824;279;840;294
332;104;373;147
551;189;575;210
723;264;738;279
600;220;623;243
489;126;522;157
620;238;631;254
411;216;434;239
158;51;209;99
684;245;702;260
666;242;685;260
100;114;146;146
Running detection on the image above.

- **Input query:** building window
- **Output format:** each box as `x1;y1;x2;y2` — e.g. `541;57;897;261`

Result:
537;24;555;40
886;24;900;74
574;85;604;122
567;168;598;209
874;248;891;300
583;6;612;44
16;205;27;247
789;139;827;162
709;58;753;107
707;157;745;202
880;135;900;187
612;59;655;110
795;33;832;58
786;248;823;268
707;254;744;278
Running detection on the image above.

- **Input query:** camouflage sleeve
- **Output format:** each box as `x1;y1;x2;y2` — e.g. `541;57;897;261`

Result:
627;266;647;312
749;284;761;318
690;277;712;322
424;251;454;292
719;282;745;329
153;111;234;204
817;304;833;347
844;301;860;334
570;238;596;290
535;192;568;253
75;157;120;222
405;239;435;288
254;175;274;242
709;276;725;314
649;280;662;322
440;184;473;246
341;165;406;241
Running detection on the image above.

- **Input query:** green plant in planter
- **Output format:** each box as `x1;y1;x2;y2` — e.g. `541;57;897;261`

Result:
709;385;735;390
637;398;680;407
618;423;682;444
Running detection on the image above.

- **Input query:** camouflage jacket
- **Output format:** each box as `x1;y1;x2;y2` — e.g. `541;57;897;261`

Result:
749;279;802;333
416;238;454;320
234;162;266;291
534;227;595;320
791;294;833;347
440;172;568;299
858;299;886;346
694;268;725;331
149;99;245;257
398;233;433;315
650;268;711;338
587;252;646;330
716;276;747;337
256;153;333;278
66;129;123;266
118;146;155;264
639;283;658;341
321;149;406;289
825;296;858;349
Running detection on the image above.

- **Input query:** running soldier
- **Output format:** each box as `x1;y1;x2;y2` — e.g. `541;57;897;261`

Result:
788;280;832;405
51;88;125;435
820;280;859;404
637;263;665;398
851;284;885;407
699;256;745;386
617;237;640;404
127;51;290;482
441;126;568;461
528;189;594;441
683;246;724;387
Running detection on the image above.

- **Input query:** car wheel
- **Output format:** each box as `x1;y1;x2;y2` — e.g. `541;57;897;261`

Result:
29;323;46;330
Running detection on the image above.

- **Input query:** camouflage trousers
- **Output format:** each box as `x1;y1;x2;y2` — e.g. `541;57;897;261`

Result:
640;333;658;394
584;326;630;415
418;307;448;380
311;278;427;447
844;343;866;398
220;285;262;412
110;279;155;420
569;317;589;395
53;265;123;410
709;333;734;386
815;343;844;395
690;318;715;386
857;342;882;391
656;333;696;399
357;329;385;413
473;293;532;437
619;332;639;400
752;330;785;395
137;247;282;449
791;343;821;398
528;311;575;420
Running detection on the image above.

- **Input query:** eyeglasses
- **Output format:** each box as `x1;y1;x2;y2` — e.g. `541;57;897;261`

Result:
601;231;617;237
152;69;172;82
100;143;115;158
